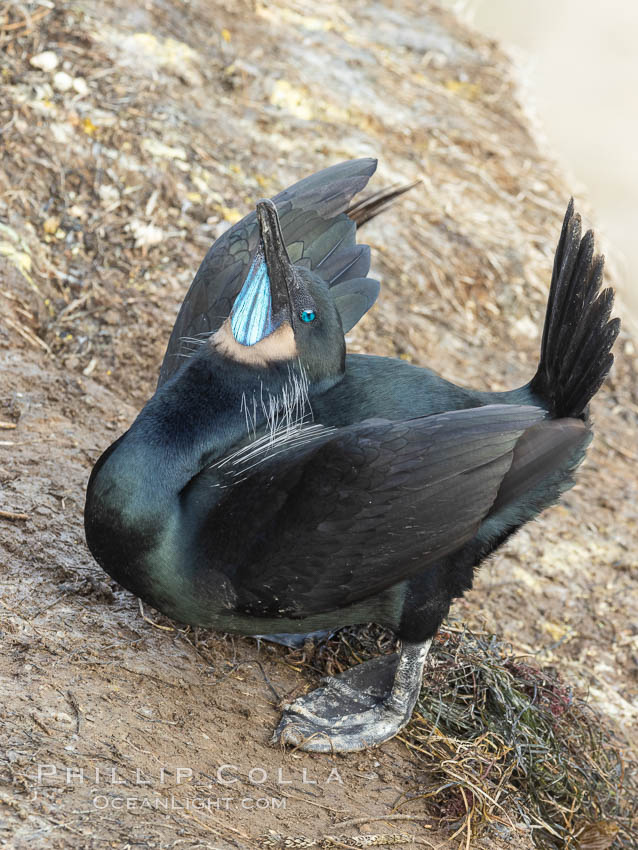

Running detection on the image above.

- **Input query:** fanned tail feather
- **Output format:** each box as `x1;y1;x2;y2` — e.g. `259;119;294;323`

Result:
347;180;420;227
530;200;620;418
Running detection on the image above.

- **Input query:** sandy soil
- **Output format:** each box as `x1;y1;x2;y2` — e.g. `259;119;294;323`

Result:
0;1;636;847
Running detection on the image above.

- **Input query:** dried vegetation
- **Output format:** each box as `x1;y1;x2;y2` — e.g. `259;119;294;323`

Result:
0;0;637;848
303;626;638;848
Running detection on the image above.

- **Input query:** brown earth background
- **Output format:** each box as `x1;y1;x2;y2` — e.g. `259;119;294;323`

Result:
0;1;637;848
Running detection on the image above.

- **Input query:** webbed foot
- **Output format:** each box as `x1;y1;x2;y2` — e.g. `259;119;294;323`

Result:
273;639;431;752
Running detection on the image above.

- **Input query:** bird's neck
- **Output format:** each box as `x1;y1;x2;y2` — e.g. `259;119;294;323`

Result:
84;350;319;606
93;350;313;512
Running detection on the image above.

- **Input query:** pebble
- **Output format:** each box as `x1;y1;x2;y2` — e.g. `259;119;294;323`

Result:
99;184;120;205
30;51;59;72
53;711;74;725
72;77;89;96
53;71;73;92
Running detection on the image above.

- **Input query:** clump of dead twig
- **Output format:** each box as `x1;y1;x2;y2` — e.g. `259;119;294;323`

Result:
299;625;637;849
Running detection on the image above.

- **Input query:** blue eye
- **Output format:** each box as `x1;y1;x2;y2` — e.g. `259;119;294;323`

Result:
301;310;316;323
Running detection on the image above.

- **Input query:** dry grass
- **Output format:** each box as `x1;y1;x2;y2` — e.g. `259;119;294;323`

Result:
295;626;638;849
1;0;637;846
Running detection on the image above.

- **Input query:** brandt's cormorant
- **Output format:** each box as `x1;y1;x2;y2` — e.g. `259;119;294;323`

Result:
85;158;620;752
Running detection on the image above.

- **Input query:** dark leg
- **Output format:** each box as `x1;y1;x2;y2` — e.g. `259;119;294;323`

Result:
273;638;431;752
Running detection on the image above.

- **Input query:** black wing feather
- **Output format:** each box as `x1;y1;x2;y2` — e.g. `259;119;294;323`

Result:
157;159;378;387
318;244;372;285
209;405;547;618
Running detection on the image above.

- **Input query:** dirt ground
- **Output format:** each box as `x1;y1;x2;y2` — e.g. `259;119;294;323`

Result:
0;1;636;848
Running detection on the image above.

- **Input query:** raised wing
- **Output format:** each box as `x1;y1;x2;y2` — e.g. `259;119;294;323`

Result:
202;405;556;618
157;158;379;387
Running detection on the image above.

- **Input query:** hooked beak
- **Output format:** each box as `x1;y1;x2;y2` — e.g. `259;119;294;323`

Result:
230;199;294;347
256;199;296;317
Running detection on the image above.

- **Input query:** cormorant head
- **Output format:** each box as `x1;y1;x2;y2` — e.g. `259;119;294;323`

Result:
212;199;346;386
